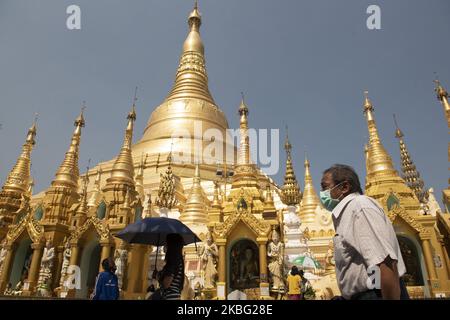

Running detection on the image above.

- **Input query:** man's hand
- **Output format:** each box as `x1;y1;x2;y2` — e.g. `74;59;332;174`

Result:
378;256;400;300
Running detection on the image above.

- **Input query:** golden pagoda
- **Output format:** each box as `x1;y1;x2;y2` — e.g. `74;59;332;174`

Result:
1;3;449;300
363;91;450;297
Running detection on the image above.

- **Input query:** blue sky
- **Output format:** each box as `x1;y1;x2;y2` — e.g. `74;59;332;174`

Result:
0;0;449;205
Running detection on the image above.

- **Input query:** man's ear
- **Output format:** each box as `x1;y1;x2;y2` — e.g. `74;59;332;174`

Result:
342;181;351;194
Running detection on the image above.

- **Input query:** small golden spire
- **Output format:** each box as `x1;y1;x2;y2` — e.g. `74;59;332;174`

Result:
299;155;320;222
393;115;427;202
281;129;301;206
180;163;208;224
52;108;85;189
107;95;137;186
238;94;250;165
1;118;37;195
393;114;403;138
155;162;178;210
363;91;398;183
264;184;276;212
434;79;450;127
166;2;214;104
143;193;153;218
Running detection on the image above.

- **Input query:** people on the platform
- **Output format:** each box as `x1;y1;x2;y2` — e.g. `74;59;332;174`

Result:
37;240;55;296
267;229;285;290
299;270;311;300
287;266;301;300
200;231;218;289
92;257;119;300
158;233;185;300
114;247;128;290
59;241;71;288
320;164;409;300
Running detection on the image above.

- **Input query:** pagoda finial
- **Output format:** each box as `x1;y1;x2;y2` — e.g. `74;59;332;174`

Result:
299;155;320;221
281;136;301;206
1;117;38;197
434;78;450;127
393;115;427;202
106;93;137;186
166;2;214;103
180;162;208;224
237;95;250;165
363;91;402;188
393;114;403;138
52;109;85;189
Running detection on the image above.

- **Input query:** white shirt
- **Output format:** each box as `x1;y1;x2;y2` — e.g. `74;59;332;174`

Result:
331;193;406;299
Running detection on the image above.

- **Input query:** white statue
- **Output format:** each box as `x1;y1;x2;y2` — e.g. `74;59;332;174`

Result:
37;240;55;296
114;247;128;289
200;231;218;289
426;188;442;216
12;280;23;296
59;241;72;288
267;229;284;290
3;283;13;296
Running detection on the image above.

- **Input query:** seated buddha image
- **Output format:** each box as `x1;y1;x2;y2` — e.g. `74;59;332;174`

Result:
230;241;259;290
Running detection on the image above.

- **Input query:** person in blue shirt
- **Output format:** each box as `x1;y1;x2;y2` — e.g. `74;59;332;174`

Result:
92;257;120;300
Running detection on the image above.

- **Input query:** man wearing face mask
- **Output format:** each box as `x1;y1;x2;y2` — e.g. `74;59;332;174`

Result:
320;164;409;300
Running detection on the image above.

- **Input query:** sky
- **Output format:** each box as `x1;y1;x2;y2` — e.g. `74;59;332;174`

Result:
0;0;449;206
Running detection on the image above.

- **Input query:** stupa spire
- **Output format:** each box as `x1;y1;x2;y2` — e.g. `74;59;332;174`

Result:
180;163;208;224
107;93;137;186
434;79;450;128
363;91;399;184
281;128;301;206
166;2;214;104
393;114;427;203
1;118;37;195
238;93;250;165
52;108;85;189
299;155;321;221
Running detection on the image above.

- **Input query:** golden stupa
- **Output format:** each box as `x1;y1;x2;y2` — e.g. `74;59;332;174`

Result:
0;3;449;300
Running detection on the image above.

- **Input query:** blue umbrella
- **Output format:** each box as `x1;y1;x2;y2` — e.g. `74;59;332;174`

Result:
116;217;201;276
115;217;201;246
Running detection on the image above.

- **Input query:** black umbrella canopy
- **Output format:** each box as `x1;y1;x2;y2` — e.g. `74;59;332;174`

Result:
115;217;201;246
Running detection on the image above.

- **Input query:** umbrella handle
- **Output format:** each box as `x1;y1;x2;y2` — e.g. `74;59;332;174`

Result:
153;234;160;278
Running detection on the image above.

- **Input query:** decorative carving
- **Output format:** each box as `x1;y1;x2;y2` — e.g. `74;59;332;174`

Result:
213;207;270;239
6;213;44;244
69;216;111;244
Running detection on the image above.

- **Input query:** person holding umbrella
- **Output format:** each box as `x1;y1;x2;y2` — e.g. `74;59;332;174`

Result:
116;216;201;300
158;233;185;300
